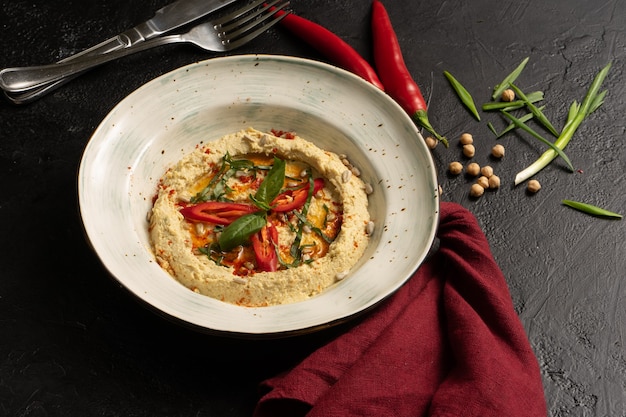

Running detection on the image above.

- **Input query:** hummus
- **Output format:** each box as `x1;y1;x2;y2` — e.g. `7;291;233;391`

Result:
148;128;371;307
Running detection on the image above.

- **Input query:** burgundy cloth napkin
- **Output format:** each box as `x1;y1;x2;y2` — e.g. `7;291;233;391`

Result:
253;202;547;417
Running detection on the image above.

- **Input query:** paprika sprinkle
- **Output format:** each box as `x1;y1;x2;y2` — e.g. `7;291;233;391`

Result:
271;8;385;91
371;0;448;147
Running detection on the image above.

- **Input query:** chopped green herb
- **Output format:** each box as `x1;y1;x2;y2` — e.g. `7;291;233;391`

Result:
198;243;224;266
192;153;259;203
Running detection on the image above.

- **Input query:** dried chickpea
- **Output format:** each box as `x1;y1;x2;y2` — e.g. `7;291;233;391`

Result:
480;165;494;178
470;183;485;198
460;133;474;145
488;175;501;189
527;179;541;193
476;176;489;189
491;144;505;158
463;144;475;158
466;162;480;176
448;161;463;175
425;136;438;149
501;89;515;102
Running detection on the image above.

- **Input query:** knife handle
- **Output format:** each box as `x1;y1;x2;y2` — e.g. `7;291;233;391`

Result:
0;35;177;93
1;22;160;103
59;22;158;62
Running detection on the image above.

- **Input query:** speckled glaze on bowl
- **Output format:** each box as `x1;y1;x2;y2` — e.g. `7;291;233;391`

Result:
78;54;439;337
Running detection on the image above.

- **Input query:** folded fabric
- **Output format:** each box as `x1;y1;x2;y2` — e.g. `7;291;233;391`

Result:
253;201;547;417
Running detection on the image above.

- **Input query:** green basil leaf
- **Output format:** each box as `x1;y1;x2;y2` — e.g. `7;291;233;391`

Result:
254;157;285;205
218;213;267;251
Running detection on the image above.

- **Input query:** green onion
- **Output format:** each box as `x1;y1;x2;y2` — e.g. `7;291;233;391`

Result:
496;107;542;138
492;56;529;100
500;111;573;171
482;91;544;111
444;70;481;121
509;83;560;137
514;62;611;185
562;199;622;219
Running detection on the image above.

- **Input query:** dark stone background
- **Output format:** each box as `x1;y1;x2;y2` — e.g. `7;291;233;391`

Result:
1;0;625;415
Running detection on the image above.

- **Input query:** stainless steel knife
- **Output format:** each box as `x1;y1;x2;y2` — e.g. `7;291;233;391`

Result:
65;0;239;60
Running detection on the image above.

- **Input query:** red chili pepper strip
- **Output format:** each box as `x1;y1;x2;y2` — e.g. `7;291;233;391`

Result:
371;0;448;147
180;202;259;225
251;222;279;272
271;8;385;91
271;178;325;212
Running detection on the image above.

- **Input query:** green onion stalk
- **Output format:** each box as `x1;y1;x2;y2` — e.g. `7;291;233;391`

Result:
514;62;611;185
562;199;622;219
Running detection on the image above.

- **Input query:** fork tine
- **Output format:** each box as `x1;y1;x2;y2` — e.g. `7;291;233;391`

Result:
210;0;267;27
218;0;283;32
220;2;290;50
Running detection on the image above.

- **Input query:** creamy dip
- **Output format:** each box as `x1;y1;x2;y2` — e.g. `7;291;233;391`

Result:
148;128;371;306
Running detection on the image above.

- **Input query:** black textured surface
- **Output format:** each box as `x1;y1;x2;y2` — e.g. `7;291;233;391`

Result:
1;0;625;416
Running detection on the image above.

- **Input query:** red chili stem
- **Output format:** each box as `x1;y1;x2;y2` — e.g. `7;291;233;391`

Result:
272;8;385;91
371;0;448;146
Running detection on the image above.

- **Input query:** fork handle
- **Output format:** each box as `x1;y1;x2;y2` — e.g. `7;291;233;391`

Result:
2;24;157;103
0;34;179;93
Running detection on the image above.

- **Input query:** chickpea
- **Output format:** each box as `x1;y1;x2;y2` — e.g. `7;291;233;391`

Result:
480;165;494;178
491;144;505;158
488;175;501;189
460;133;474;145
463;144;476;158
470;183;485;198
477;176;489;189
448;161;463;175
501;89;515;102
466;162;480;177
527;179;542;193
425;136;438;149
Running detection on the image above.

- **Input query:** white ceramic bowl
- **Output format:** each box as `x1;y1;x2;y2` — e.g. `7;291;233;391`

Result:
78;54;439;337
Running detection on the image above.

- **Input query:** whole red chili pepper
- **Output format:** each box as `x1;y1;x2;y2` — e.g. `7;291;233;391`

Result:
271;8;385;91
371;0;448;147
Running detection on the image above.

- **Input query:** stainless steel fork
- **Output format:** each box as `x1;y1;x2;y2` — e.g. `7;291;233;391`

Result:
0;0;290;100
